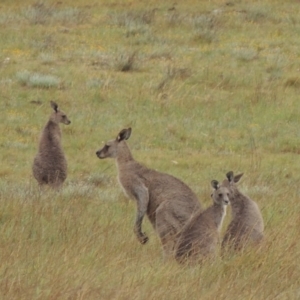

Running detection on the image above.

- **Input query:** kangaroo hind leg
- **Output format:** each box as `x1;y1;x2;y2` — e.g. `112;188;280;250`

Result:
155;201;184;260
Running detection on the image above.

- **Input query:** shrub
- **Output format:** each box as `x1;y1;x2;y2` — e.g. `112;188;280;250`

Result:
16;70;61;88
113;50;139;72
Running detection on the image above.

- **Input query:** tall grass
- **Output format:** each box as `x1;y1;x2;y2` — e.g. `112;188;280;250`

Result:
1;0;300;299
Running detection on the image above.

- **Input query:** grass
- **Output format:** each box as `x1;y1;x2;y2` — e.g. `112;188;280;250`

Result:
1;0;300;299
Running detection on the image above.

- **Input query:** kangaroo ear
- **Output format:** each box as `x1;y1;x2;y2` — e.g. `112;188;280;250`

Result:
50;101;58;112
226;171;234;182
234;173;244;183
117;128;132;142
211;180;219;190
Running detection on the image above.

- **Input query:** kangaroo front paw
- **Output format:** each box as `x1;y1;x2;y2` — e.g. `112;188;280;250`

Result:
139;233;149;245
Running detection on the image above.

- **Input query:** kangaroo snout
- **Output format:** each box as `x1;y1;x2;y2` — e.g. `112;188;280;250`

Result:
223;195;230;205
96;150;103;158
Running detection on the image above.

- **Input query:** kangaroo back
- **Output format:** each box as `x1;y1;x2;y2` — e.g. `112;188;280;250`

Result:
96;128;202;258
32;101;71;188
222;171;264;251
175;179;229;263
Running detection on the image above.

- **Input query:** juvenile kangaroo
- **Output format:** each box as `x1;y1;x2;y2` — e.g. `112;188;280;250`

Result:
175;179;230;263
222;171;264;251
96;128;202;258
32;101;71;188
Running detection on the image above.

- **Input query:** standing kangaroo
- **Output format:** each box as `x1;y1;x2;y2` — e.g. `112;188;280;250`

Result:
175;179;230;263
32;101;71;188
96;128;202;258
222;171;264;251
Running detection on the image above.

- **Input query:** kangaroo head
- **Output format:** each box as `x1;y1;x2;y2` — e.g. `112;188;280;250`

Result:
211;180;230;206
50;101;71;125
96;128;132;159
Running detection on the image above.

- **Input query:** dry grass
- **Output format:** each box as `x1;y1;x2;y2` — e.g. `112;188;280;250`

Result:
1;0;300;299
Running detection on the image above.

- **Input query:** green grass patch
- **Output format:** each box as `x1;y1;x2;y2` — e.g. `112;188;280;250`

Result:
1;0;300;299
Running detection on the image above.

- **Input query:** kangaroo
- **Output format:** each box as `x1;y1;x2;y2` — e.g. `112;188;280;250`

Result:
32;101;71;188
96;128;202;258
175;179;230;263
222;171;264;251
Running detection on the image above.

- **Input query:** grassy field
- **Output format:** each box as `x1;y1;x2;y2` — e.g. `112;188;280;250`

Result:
1;0;300;299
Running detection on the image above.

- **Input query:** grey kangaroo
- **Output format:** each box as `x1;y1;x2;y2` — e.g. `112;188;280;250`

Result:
175;179;230;263
96;128;202;258
32;101;71;188
222;171;264;251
